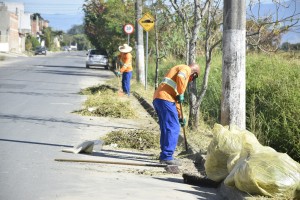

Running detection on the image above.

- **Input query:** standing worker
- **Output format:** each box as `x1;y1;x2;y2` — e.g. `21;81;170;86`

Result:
117;44;133;96
153;63;200;165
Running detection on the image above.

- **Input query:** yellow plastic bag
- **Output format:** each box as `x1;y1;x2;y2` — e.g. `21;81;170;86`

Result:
205;124;300;198
224;148;300;198
204;124;244;182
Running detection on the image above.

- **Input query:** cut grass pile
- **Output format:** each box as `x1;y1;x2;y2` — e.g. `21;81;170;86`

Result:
74;84;136;118
102;129;160;150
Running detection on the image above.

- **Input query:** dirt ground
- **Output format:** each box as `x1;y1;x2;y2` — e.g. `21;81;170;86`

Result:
96;88;208;179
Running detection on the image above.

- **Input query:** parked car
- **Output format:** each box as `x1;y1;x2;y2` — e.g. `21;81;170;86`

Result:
34;46;47;55
86;49;109;69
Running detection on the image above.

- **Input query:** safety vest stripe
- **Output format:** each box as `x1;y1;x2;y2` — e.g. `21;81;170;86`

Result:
178;71;186;79
160;77;178;95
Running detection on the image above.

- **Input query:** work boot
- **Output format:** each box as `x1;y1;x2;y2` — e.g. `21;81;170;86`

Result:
160;159;182;166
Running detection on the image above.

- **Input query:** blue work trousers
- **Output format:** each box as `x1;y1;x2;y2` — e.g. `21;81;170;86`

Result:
122;71;132;95
153;98;180;161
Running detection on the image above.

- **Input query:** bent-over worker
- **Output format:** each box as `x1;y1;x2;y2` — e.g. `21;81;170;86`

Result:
153;63;200;166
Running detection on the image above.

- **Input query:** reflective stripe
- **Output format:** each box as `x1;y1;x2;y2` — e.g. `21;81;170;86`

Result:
178;71;187;79
160;77;178;95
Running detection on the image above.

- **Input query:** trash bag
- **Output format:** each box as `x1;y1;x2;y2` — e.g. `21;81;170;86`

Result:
204;124;242;182
225;148;300;198
204;124;300;198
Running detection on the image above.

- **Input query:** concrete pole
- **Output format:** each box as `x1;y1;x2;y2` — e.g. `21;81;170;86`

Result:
221;0;246;129
135;0;145;86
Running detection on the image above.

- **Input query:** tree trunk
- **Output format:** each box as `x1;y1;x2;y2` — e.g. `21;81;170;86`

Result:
221;0;246;129
187;0;205;130
135;0;145;86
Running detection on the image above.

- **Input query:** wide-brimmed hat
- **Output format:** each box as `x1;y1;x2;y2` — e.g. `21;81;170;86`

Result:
118;44;132;53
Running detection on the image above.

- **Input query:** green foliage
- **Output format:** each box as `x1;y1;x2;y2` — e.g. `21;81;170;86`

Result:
147;52;300;162
25;35;40;51
43;27;53;49
246;53;300;162
83;0;135;54
198;53;222;126
73;34;91;50
25;36;32;51
67;24;84;35
281;42;300;51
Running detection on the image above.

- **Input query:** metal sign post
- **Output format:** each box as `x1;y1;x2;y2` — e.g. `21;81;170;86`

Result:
145;31;148;90
138;12;155;90
123;24;134;45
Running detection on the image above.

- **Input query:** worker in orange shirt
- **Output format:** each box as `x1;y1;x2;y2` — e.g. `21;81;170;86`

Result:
116;44;133;96
153;63;200;166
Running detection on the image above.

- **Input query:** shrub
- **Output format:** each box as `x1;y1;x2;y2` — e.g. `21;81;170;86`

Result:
246;53;300;162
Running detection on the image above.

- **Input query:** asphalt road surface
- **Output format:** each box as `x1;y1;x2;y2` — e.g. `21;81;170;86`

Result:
0;51;221;200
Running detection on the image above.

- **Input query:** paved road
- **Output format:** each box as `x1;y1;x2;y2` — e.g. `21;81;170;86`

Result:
0;52;221;200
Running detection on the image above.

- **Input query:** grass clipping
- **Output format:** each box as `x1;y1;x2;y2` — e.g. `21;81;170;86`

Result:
75;85;136;118
102;129;160;150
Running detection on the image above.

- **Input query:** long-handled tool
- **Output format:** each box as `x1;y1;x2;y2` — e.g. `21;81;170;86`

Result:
55;158;180;174
115;57;124;96
179;102;188;152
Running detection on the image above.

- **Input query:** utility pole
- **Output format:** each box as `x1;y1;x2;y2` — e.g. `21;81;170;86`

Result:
221;0;246;129
135;0;145;86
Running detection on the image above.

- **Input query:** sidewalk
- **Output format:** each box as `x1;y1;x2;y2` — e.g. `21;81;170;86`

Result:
0;51;28;58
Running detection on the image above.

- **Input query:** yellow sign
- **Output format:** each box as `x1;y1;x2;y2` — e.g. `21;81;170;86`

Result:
138;12;155;32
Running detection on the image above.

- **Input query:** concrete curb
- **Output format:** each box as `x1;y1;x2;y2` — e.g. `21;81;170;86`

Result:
132;92;157;121
218;183;248;200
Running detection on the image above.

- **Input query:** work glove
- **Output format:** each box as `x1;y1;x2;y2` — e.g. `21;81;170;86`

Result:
176;94;184;103
116;71;121;77
179;118;186;127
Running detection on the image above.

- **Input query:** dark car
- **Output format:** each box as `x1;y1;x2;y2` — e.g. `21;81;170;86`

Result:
86;49;109;69
35;46;47;55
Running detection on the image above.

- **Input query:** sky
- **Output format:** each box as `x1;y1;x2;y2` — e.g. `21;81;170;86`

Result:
3;0;300;43
4;0;85;32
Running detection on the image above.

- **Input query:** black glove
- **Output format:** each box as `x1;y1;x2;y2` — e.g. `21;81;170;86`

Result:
179;118;186;127
176;94;184;103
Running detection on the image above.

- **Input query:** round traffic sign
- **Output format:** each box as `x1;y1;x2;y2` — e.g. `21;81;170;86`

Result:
124;24;134;34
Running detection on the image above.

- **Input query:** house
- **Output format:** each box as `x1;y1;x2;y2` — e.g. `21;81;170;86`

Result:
31;13;49;37
0;2;31;53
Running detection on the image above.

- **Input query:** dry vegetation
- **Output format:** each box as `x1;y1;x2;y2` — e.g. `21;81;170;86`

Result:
73;84;136;118
74;78;298;199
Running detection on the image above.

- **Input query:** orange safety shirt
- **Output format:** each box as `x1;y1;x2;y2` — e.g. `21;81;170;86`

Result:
153;64;191;117
119;53;133;73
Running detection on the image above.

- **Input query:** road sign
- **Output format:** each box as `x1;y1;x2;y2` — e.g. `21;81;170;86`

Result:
124;24;134;34
138;12;155;32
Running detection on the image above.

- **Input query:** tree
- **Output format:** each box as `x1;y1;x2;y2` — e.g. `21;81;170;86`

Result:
43;27;53;49
83;0;135;54
67;25;84;35
32;13;43;20
247;0;300;52
25;35;40;51
168;0;299;130
281;42;300;51
170;0;219;129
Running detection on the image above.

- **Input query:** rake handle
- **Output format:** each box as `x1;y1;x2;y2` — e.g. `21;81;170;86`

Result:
179;102;188;152
55;158;167;168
